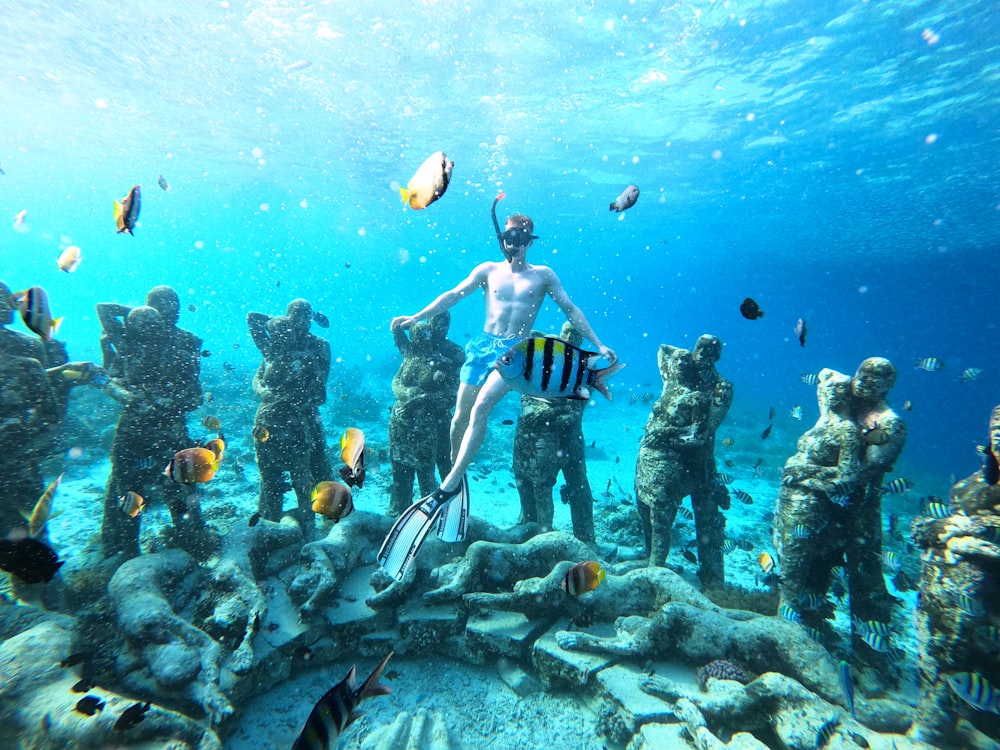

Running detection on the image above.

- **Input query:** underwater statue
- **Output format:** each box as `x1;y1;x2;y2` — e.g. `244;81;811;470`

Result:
634;334;733;585
512;321;596;543
774;357;905;643
387;312;463;515
248;299;332;528
98;287;213;561
0;280;103;538
910;404;1000;749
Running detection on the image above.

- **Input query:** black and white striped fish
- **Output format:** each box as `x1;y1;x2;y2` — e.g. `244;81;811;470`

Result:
495;336;624;400
291;651;393;750
880;477;913;495
915;356;944;372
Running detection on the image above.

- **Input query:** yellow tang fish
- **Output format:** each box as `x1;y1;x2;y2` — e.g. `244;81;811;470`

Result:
22;473;64;538
311;481;354;523
399;151;453;210
164;447;220;484
339;427;366;488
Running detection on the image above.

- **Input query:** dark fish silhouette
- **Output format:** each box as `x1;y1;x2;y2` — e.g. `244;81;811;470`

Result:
313;310;330;329
74;696;105;716
114;185;141;235
740;298;764;320
795;318;807;347
114;701;151;730
761;423;772;440
0;536;64;584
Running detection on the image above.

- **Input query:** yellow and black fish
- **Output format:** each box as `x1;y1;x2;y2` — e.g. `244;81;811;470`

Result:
118;491;145;518
252;424;270;442
339;427;365;488
114;185;141;235
164;446;221;484
562;560;605;595
9;286;62;341
495;336;624;401
399;151;453;210
291;651;393;750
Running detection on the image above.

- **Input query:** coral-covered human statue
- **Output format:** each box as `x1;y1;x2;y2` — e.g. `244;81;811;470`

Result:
910;404;1000;750
248;299;332;529
634;334;733;585
774;357;905;638
388;312;463;515
513;321;596;543
98;287;213;561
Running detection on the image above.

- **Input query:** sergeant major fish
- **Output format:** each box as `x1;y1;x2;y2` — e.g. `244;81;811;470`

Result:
495;336;625;401
609;184;639;213
114;185;141;235
399;151;453;210
291;651;393;750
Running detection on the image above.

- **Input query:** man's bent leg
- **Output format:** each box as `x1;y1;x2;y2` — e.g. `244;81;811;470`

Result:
440;372;510;491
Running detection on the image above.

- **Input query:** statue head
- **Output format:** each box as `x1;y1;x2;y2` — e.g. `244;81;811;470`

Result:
429;311;451;340
852;357;896;404
286;298;312;336
410;320;432;349
145;286;180;327
267;315;296;350
559;321;583;347
125;305;166;346
693;334;723;367
0;280;13;327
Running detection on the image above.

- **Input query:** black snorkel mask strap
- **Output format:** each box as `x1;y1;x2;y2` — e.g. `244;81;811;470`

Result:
491;192;511;262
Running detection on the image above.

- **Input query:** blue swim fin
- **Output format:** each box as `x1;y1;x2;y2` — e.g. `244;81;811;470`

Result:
378;485;459;582
436;474;469;543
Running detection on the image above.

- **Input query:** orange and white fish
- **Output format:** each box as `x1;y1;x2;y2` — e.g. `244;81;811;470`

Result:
118;491;146;518
339;427;366;488
57;245;82;273
164;447;221;484
399;151;453;210
22;473;64;538
311;481;354;522
562;560;605;595
9;286;62;341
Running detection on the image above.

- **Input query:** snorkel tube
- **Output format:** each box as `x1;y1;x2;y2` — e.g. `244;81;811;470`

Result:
491;192;511;262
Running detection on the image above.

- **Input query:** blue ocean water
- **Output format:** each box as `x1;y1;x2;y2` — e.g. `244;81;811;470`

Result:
1;1;998;745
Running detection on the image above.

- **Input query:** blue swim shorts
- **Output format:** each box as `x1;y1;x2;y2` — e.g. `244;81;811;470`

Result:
460;332;518;386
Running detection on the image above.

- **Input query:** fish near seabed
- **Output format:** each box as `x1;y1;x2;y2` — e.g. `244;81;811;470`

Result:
311;481;354;522
114;185;141;235
399;151;453;210
292;651;393;750
0;535;64;584
562;560;605;595
495;336;625;401
609;184;639;212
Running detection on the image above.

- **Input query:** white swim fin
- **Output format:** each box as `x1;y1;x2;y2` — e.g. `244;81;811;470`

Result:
436;474;469;543
378;485;460;582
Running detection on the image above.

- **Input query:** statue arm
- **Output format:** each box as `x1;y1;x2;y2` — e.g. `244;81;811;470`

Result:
246;312;271;354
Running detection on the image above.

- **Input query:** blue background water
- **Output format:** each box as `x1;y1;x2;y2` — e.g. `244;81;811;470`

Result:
1;0;997;492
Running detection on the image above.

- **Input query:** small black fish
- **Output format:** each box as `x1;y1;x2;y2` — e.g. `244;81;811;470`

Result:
252;613;261;632
682;549;697;564
72;678;95;693
313;310;330;329
60;652;88;668
615;456;620;464
75;696;106;716
114;701;151;731
740;297;764;320
232;343;240;349
383;669;401;680
158;174;170;191
248;512;261;527
344;261;351;269
0;537;64;584
761;424;773;440
187;303;197;312
201;350;212;358
501;419;514;426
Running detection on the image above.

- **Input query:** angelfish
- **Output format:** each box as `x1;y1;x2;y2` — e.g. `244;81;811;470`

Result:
399;151;453;210
114;185;141;235
609;184;639;212
291;651;393;750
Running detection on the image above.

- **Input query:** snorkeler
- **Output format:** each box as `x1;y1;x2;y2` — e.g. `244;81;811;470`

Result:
379;195;618;581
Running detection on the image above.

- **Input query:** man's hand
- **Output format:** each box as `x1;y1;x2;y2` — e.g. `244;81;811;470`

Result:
598;345;618;364
391;316;415;332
